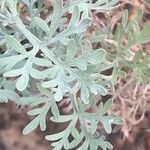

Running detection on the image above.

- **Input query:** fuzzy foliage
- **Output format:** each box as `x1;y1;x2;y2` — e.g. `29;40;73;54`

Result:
0;0;150;150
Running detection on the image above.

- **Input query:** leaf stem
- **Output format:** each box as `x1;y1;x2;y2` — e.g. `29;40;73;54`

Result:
15;18;60;65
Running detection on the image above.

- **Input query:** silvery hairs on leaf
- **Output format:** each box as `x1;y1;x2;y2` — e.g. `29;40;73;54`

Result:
0;0;149;150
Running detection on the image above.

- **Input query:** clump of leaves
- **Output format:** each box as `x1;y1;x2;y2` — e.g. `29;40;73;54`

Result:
0;0;149;150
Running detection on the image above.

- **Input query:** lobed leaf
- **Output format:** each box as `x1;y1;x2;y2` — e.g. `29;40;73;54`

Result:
23;116;40;135
5;35;27;54
34;17;51;34
16;69;29;91
0;89;18;103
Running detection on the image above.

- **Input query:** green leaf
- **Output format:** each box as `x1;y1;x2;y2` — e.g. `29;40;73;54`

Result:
5;35;27;54
31;57;52;66
75;2;88;13
0;1;130;150
74;18;90;34
122;9;128;28
57;5;79;38
3;68;22;77
99;116;124;134
63;138;70;149
90;119;98;134
23;116;40;135
50;114;76;123
133;49;143;61
45;130;66;141
68;5;80;28
112;68;127;83
0;55;27;70
27;108;42;116
51;101;60;117
16;97;41;105
114;24;123;45
34;17;51;34
71;127;80;138
46;0;63;36
92;84;107;96
134;9;143;22
89;34;108;43
102;99;113;114
39;113;47;131
80;83;89;104
0;89;18;103
16;69;29;91
70;57;87;71
39;102;51;131
111;117;124;125
54;87;64;102
87;49;106;64
89;141;99;150
42;79;58;88
137;23;150;44
66;39;76;61
102;119;112;134
69;131;84;149
131;19;140;38
42;67;59;78
29;67;46;79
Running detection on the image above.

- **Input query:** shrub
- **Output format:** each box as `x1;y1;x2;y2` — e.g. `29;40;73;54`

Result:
0;0;150;149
